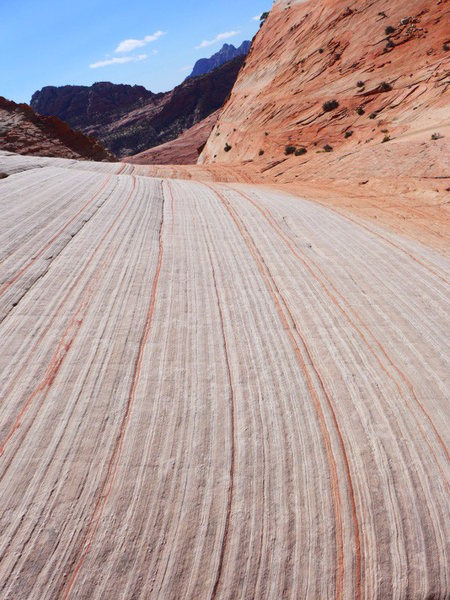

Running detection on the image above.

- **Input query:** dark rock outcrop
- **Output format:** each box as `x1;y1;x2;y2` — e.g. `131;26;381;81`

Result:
31;83;161;133
0;96;115;161
188;41;251;78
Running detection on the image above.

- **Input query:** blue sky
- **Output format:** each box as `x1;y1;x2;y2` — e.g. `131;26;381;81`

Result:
0;0;268;104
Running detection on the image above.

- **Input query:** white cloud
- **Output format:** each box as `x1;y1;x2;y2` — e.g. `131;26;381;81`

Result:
115;31;166;53
195;30;240;50
252;14;262;21
90;54;148;69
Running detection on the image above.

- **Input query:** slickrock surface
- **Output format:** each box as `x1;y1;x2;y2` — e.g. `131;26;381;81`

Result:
118;160;450;254
200;0;450;183
0;97;114;162
0;152;448;599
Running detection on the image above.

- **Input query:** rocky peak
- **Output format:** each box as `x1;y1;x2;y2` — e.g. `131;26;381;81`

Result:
188;40;251;78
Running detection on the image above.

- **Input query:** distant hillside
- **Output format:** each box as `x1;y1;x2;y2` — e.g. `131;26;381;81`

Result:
0;96;114;161
125;111;220;166
188;41;251;78
31;83;160;133
31;56;246;158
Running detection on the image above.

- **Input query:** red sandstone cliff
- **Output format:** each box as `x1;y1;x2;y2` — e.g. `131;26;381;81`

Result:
199;0;449;183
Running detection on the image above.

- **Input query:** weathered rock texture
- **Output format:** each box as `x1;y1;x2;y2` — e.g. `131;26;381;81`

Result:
31;56;246;157
200;0;450;183
0;96;114;161
0;152;448;599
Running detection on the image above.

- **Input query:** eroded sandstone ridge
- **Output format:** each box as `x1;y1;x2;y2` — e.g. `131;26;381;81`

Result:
200;0;449;182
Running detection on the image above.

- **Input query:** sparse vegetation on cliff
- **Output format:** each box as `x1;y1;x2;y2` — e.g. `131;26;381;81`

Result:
323;100;339;112
380;81;393;92
260;12;269;27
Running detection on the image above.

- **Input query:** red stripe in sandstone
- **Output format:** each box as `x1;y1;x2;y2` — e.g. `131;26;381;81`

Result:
58;183;165;600
205;241;236;600
208;184;349;600
234;186;449;468
0;177;137;461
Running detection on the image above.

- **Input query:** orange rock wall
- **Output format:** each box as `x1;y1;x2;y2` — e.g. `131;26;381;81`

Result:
199;0;449;182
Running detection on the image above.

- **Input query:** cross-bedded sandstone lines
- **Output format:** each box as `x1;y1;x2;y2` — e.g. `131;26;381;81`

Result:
0;158;448;599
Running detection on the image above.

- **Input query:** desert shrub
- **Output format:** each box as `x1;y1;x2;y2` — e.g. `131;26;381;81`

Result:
356;107;365;115
385;25;395;35
265;131;269;136
344;130;353;138
380;81;392;92
295;147;307;156
323;99;339;112
385;39;395;49
356;80;365;87
443;43;450;52
318;48;324;54
285;145;296;155
259;149;265;156
431;133;443;140
224;143;232;152
323;144;333;152
381;135;390;143
369;112;377;119
260;12;269;27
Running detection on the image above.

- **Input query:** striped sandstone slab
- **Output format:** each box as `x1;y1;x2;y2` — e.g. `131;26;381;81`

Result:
0;156;448;599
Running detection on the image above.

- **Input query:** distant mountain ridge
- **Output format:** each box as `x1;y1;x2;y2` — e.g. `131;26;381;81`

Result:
31;83;161;133
188;41;251;78
31;56;246;157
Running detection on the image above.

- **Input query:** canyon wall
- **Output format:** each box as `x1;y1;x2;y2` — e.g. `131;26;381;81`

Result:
199;0;449;182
